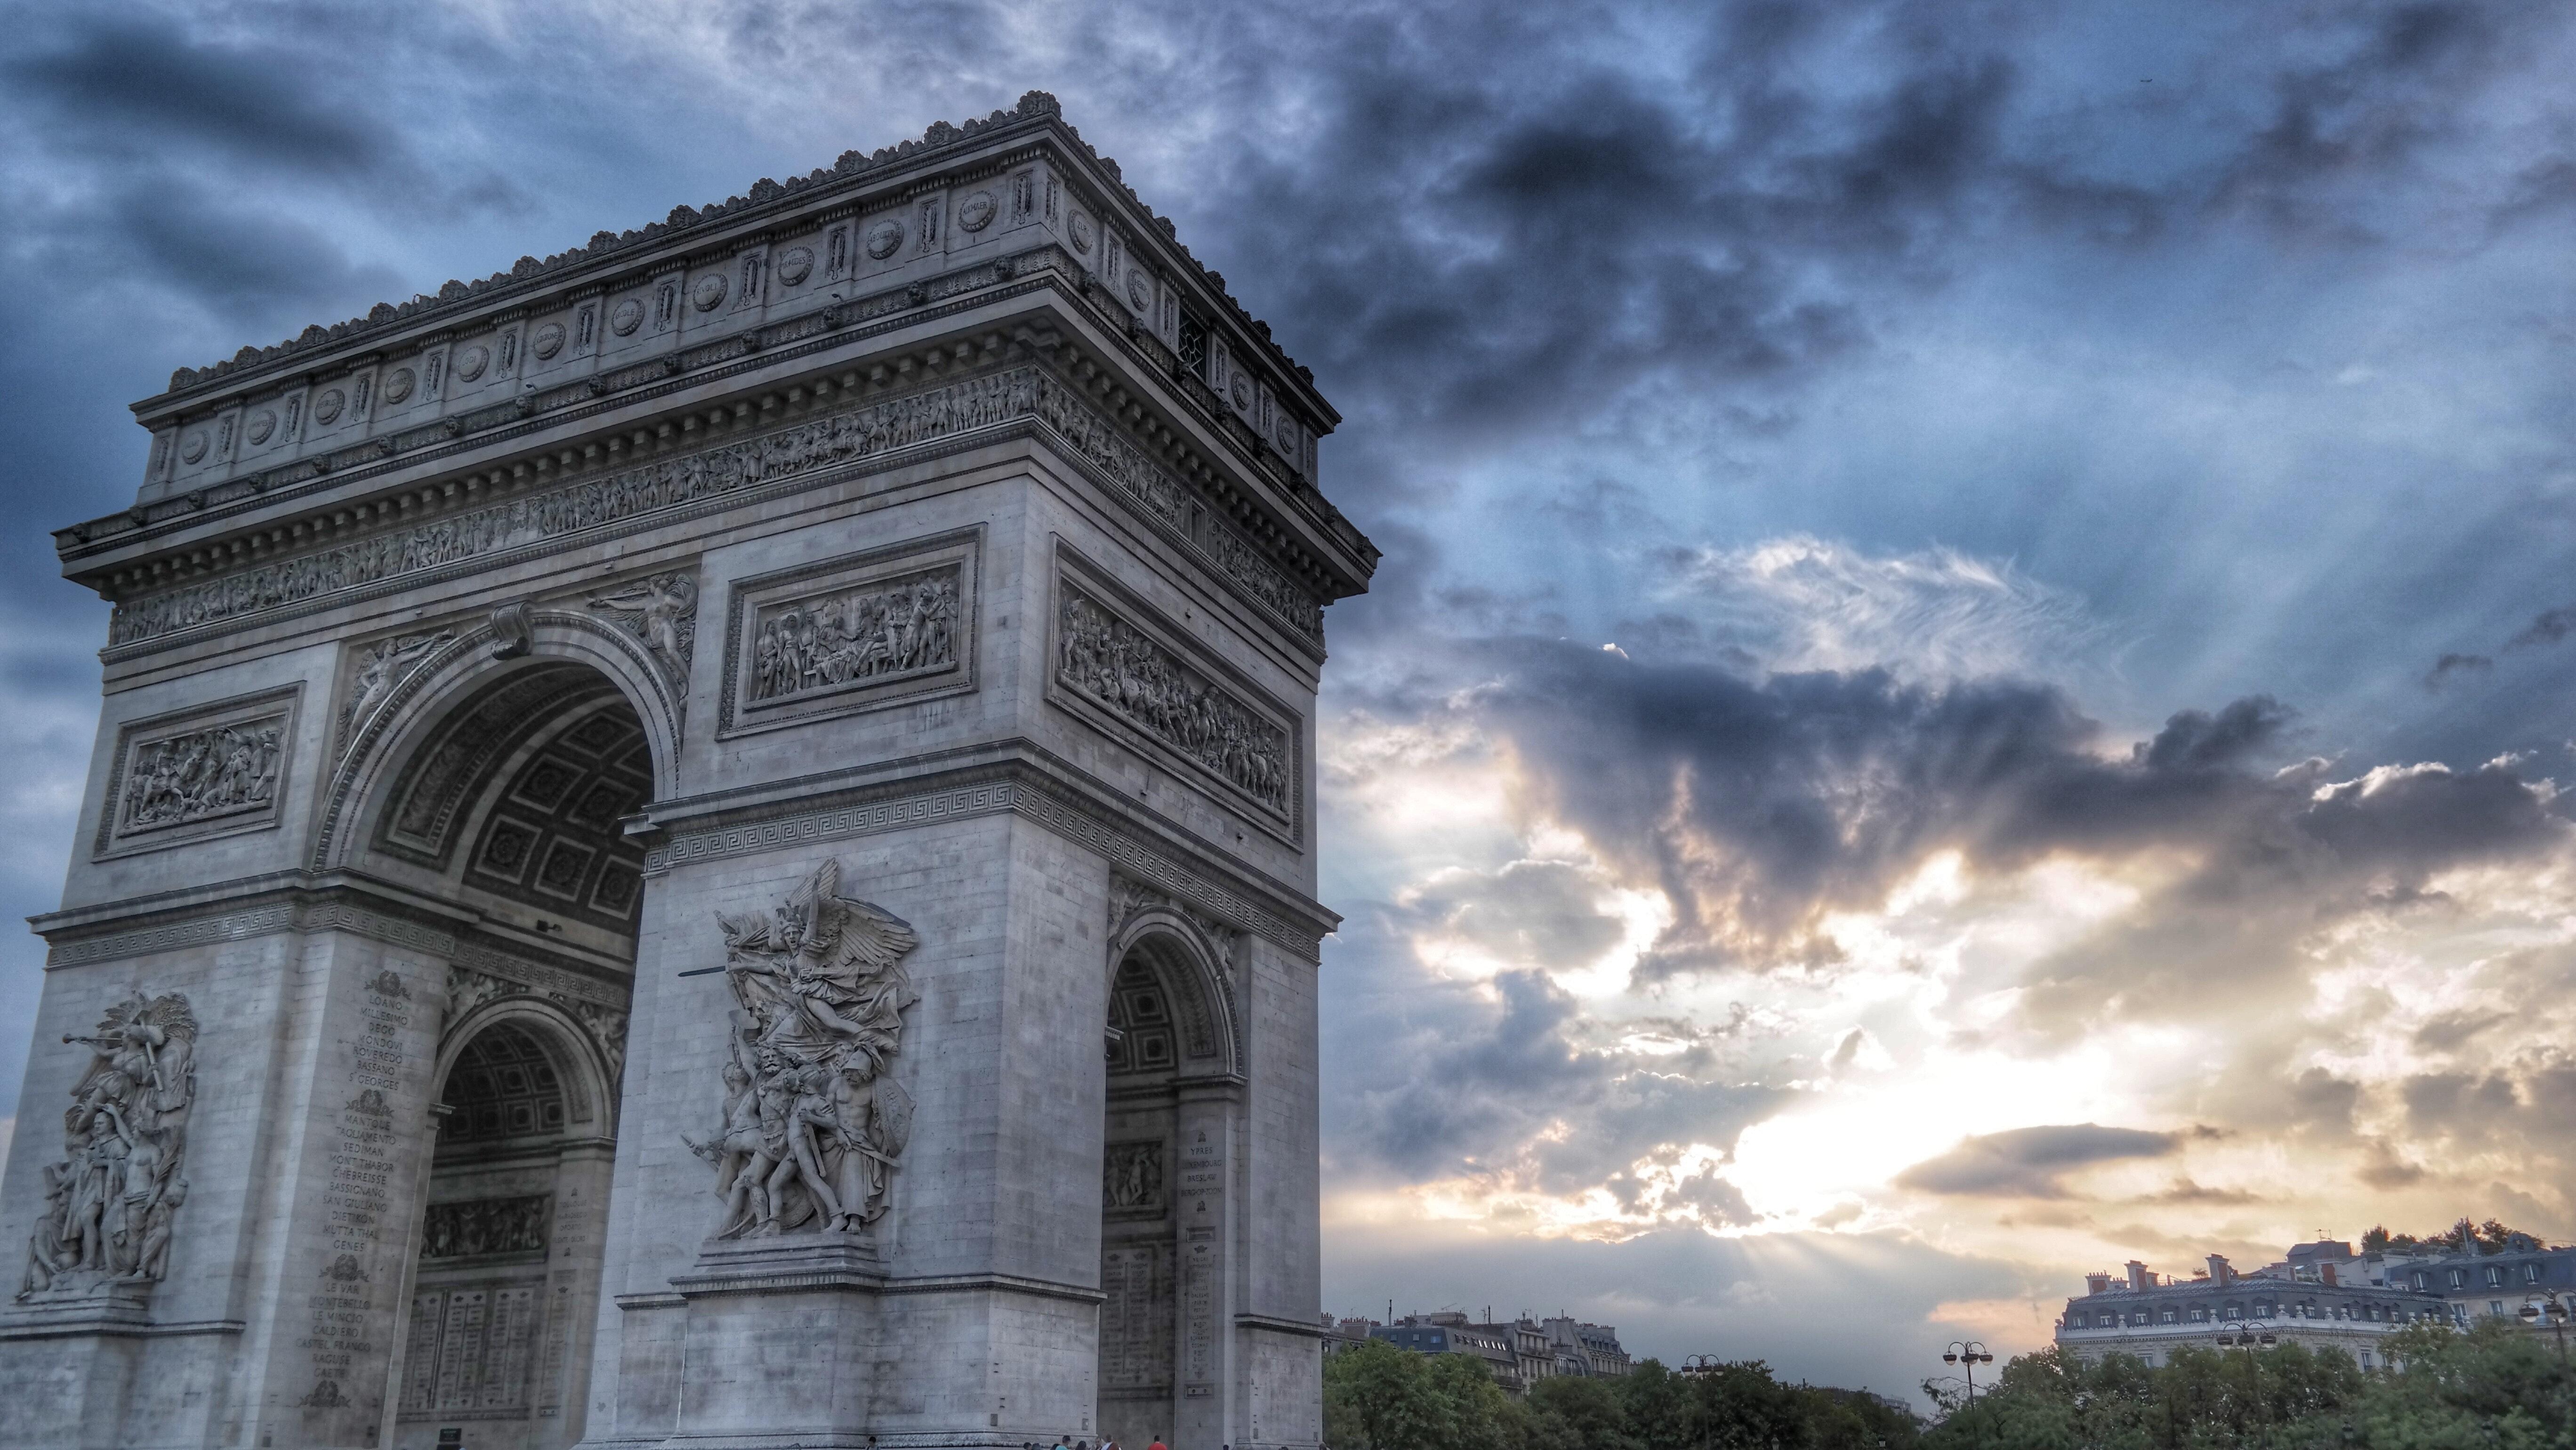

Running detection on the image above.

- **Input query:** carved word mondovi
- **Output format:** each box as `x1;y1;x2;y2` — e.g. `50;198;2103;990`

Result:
18;990;198;1299
685;859;918;1238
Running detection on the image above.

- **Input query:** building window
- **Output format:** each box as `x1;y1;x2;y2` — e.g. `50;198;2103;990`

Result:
2223;1305;2241;1320
2414;1273;2429;1291
2361;1351;2374;1369
2190;1308;2208;1322
2449;1270;2467;1289
2491;1301;2505;1317
2487;1267;2505;1288
1176;312;1210;383
2528;1264;2542;1284
2160;1310;2177;1324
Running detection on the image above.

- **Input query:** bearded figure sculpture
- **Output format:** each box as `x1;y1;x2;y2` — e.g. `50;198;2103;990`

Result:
686;859;918;1239
18;988;198;1299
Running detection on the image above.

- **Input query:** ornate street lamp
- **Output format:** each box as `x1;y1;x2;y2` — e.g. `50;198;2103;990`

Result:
1942;1341;1995;1401
2212;1321;2278;1348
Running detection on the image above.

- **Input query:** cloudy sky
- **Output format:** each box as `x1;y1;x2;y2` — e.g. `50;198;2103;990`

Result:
4;0;2575;1404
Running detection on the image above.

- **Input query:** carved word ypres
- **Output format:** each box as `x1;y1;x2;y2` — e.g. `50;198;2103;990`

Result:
1056;588;1290;814
18;990;198;1300
684;859;919;1238
107;367;1323;650
119;718;285;834
749;565;958;705
418;1194;550;1259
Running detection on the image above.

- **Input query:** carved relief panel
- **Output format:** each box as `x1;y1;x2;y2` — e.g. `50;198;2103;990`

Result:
717;530;978;736
17;989;198;1301
1049;549;1299;843
683;859;920;1240
93;686;300;859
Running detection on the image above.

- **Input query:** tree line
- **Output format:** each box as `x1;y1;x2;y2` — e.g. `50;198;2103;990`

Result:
1322;1337;1921;1450
1325;1317;2576;1448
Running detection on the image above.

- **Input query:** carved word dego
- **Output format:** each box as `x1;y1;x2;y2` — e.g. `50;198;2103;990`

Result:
18;989;199;1300
686;859;919;1239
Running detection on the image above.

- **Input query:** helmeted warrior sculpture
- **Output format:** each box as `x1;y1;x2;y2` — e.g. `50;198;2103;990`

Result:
687;860;918;1237
18;989;197;1298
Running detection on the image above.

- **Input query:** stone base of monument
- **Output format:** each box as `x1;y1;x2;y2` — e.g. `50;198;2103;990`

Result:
586;1231;1094;1450
0;1279;158;1334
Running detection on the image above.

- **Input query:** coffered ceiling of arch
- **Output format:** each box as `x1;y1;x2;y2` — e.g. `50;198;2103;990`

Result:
375;669;651;933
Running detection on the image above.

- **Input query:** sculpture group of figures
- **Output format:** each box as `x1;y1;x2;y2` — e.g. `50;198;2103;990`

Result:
749;572;958;702
687;860;919;1238
120;723;283;831
1055;591;1289;812
18;990;198;1299
418;1193;551;1260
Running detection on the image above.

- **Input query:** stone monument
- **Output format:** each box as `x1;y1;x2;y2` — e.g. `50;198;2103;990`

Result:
0;93;1373;1450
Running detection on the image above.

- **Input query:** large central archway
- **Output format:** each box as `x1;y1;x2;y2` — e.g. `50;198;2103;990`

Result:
335;650;661;1450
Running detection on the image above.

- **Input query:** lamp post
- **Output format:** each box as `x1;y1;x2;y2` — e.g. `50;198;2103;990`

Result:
2212;1321;2278;1349
1942;1341;1995;1402
2518;1296;2569;1362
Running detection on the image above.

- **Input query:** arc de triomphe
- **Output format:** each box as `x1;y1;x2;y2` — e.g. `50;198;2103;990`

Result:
0;94;1373;1450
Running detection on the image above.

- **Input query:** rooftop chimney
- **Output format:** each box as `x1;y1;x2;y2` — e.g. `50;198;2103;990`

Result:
2322;1262;2338;1286
2208;1254;2233;1286
2126;1260;2150;1292
2086;1273;2113;1296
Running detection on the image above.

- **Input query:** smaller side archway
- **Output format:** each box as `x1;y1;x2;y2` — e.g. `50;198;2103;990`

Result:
381;992;621;1448
1096;914;1239;1449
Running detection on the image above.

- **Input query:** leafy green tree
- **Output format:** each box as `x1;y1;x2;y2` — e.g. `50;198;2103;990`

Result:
1323;1339;1460;1450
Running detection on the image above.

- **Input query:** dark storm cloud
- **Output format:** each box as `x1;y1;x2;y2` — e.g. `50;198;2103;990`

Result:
8;19;392;174
1896;1123;2183;1199
1414;638;2562;991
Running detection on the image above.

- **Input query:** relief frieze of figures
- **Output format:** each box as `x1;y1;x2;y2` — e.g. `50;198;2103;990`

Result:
684;859;919;1240
116;717;285;837
749;565;959;705
1103;1141;1164;1212
108;366;1323;652
1055;587;1291;818
17;990;198;1300
417;1194;550;1260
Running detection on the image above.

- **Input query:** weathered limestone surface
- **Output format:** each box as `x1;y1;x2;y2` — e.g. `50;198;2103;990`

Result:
0;93;1370;1450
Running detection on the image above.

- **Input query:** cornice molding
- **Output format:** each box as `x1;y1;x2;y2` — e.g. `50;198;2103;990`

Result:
93;337;1342;665
36;878;634;1006
139;93;1329;428
637;756;1331;960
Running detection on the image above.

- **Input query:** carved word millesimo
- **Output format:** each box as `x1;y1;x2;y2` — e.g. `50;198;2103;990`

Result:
684;859;919;1239
17;990;199;1299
